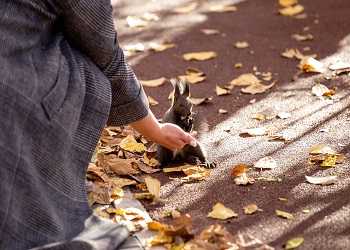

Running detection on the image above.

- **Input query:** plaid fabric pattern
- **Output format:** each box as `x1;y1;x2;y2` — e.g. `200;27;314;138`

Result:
0;0;148;249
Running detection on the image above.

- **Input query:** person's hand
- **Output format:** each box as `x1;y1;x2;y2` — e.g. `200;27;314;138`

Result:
130;111;197;151
157;123;197;151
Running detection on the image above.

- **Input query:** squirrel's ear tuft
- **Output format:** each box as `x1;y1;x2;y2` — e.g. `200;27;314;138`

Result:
171;78;181;97
181;78;190;96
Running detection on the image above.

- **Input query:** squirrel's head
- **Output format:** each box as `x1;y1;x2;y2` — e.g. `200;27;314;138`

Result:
171;77;192;117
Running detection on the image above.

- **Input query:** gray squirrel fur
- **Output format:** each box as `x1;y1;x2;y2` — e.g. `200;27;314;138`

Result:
156;77;213;168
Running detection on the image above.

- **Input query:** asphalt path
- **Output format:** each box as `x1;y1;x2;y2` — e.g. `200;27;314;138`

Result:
112;0;350;249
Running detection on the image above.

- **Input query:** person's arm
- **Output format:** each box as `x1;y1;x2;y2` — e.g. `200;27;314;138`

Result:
130;111;196;151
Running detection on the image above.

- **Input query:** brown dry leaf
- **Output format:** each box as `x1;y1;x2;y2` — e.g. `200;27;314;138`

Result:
201;29;220;35
276;209;293;219
119;134;146;153
179;74;206;84
235;63;243;68
279;0;298;7
219;109;228;114
243;204;262;214
149;42;175;52
230;165;250;177
241;82;275;94
133;192;154;200
139;77;166;87
244;126;269;136
164;214;194;239
182;166;210;182
207;203;238;219
126;16;148;27
209;5;238;12
216;85;230;96
234;173;255;185
308;145;338;155
183;51;217;61
87;181;110;205
142;152;161;167
110;186;124;199
281;48;297;58
98;154;139;175
279;4;304;16
163;164;191;173
305;175;338;185
148;96;158;106
145;176;161;198
109;177;137;188
173;2;198;14
300;56;325;73
146;231;173;247
199;224;238;249
87;163;110;182
235;41;249;49
191;97;212;105
230;73;261;86
253;156;277;169
292;33;314;41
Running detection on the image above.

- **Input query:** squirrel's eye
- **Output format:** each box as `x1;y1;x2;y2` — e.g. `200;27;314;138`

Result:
179;103;183;107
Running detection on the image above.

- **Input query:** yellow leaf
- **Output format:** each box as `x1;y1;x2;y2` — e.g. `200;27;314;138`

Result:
308;145;338;155
279;0;298;7
209;5;238;12
191;97;212;105
183;51;217;61
216;85;230;96
286;237;304;250
173;2;198;14
179;74;206;84
234;173;254;185
201;29;220;35
219;109;228;114
241;82;275;94
235;41;249;49
207;202;238;219
276;209;293;219
244;127;269;136
139;77;166;87
126;16;148;27
292;33;314;41
230;165;250;177
147;96;158;106
148;221;169;231
300;56;325;73
230;73;260;86
110;186;124;199
145;176;161;198
149;42;175;52
243;204;261;214
279;4;304;16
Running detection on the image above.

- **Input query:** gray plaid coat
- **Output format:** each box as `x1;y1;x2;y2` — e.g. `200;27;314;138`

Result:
0;0;149;249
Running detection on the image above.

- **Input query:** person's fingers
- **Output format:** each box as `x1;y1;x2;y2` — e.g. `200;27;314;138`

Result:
189;131;197;137
180;132;197;147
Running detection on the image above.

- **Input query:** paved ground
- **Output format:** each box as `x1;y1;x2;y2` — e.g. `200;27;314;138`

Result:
111;0;350;249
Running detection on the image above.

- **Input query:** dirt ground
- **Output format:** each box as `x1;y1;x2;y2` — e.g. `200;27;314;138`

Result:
112;0;350;249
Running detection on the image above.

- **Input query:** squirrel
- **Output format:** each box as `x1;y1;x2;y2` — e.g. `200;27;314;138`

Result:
156;77;214;168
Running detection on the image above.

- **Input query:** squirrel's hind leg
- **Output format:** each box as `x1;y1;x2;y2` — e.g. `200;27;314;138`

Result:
156;145;176;168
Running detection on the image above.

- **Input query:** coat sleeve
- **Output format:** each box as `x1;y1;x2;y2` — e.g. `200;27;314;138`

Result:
57;0;149;126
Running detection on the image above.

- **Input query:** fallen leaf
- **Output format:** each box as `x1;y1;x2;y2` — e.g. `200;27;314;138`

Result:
149;42;175;52
230;73;261;86
146;231;173;247
99;154;139;175
277;111;292;119
234;172;255;185
235;63;243;68
182;166;210;182
311;83;330;97
251;114;264;120
173;2;198;14
308;145;338;155
141;12;159;21
120;134;146;152
139;77;166;87
292;33;314;41
300;56;325;73
230;165;250;176
253;156;277;169
126;16;148;27
201;29;219;35
183;51;217;61
320;155;337;167
216;85;230;96
244;127;269;136
241;82;274;94
279;0;299;7
243;204;262;214
148;221;169;231
235;41;249;49
219;109;228;114
286;237;304;250
256;176;283;182
145;176;161;198
179;74;206;84
207;203;238;219
209;5;238;12
276;209;293;219
148;96;158;106
279;4;304;16
305;175;338;185
199;224;238;249
110;186;124;199
191;97;212;105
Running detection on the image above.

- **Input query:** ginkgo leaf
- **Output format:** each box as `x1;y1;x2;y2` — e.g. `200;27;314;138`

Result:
276;209;293;219
149;42;176;52
305;175;338;185
241;82;275;94
183;51;217;61
300;56;325;73
253;156;277;169
243;204;261;214
244;127;269;136
201;29;220;35
279;4;304;16
286;237;304;250
235;41;249;49
216;85;230;96
126;16;148;27
207;203;238;219
148;96;158;106
139;77;166;87
279;0;298;7
230;73;260;86
209;5;238;12
173;2;198;14
308;145;338;155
